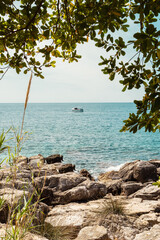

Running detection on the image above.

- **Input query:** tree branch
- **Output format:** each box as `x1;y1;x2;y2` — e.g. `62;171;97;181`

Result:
2;0;44;40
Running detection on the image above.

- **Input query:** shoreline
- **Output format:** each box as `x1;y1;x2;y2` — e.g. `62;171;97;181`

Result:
0;154;160;239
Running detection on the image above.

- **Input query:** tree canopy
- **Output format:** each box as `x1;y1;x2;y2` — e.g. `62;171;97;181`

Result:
0;0;160;133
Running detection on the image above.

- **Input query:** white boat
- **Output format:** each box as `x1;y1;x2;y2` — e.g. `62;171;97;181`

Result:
72;107;84;112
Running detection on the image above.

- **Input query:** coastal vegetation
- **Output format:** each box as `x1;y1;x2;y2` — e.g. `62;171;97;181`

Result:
0;0;160;132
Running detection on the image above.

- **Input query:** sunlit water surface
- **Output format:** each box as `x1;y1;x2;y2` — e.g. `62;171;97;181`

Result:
0;103;159;176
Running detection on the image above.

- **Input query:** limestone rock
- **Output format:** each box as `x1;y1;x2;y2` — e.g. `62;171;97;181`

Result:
0;168;13;180
0;179;30;190
0;188;29;206
98;170;120;181
80;169;94;181
135;212;160;228
45;199;106;239
35;172;87;191
16;170;31;180
100;179;123;195
119;226;139;240
149;159;160;168
34;172;87;205
28;154;44;168
118;161;140;181
124;197;160;215
133;161;157;183
35;172;106;205
121;182;143;196
58;163;75;173
16;155;28;167
44;154;63;164
33;202;50;226
75;225;110;240
52;180;107;204
134;224;160;240
32;163;58;177
130;184;160;200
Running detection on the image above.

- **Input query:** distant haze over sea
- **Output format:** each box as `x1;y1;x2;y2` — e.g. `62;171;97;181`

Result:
0;103;159;176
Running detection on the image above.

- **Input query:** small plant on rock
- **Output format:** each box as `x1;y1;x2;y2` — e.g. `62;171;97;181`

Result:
0;197;6;210
96;195;125;219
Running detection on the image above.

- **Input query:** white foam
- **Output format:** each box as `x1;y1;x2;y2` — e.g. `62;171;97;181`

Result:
104;162;126;172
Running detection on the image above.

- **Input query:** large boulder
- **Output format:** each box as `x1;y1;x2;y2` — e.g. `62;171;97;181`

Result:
0;179;30;190
52;180;107;204
34;172;87;205
118;160;157;183
121;182;143;196
130;184;160;200
32;163;59;177
34;172;107;205
75;225;110;240
98;171;123;195
118;161;140;181
44;154;63;164
98;170;120;181
28;154;44;168
133;161;157;183
0;188;29;206
58;163;75;173
100;179;123;195
124;197;160;215
45;199;107;239
34;172;87;191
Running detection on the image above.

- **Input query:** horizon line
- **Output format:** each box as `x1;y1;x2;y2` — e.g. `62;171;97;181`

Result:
0;101;134;104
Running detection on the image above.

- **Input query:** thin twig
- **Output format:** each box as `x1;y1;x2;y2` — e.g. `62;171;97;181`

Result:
20;71;33;143
0;66;10;80
128;51;140;63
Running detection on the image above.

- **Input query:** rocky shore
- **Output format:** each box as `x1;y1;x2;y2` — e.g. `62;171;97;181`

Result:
0;154;160;240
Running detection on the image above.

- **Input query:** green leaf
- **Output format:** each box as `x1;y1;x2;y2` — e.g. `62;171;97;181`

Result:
129;12;135;20
109;72;115;81
157;49;160;59
50;61;56;67
152;97;160;112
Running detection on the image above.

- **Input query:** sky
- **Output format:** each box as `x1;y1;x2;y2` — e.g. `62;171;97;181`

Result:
0;39;144;103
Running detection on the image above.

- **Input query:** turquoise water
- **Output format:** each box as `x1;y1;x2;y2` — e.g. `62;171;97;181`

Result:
0;103;160;176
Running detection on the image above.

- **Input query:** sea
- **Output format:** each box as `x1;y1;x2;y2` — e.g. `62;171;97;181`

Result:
0;103;160;177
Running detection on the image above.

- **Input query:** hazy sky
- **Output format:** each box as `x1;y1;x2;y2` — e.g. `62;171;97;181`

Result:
0;39;144;103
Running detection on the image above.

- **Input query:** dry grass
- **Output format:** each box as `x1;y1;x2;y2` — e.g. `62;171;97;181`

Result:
95;195;125;219
34;223;75;240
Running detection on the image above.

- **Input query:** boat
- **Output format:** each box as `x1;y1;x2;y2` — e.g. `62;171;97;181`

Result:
72;107;84;112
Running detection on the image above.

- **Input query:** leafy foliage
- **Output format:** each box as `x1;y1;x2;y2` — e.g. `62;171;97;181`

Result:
0;129;11;154
153;176;160;188
0;0;160;132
